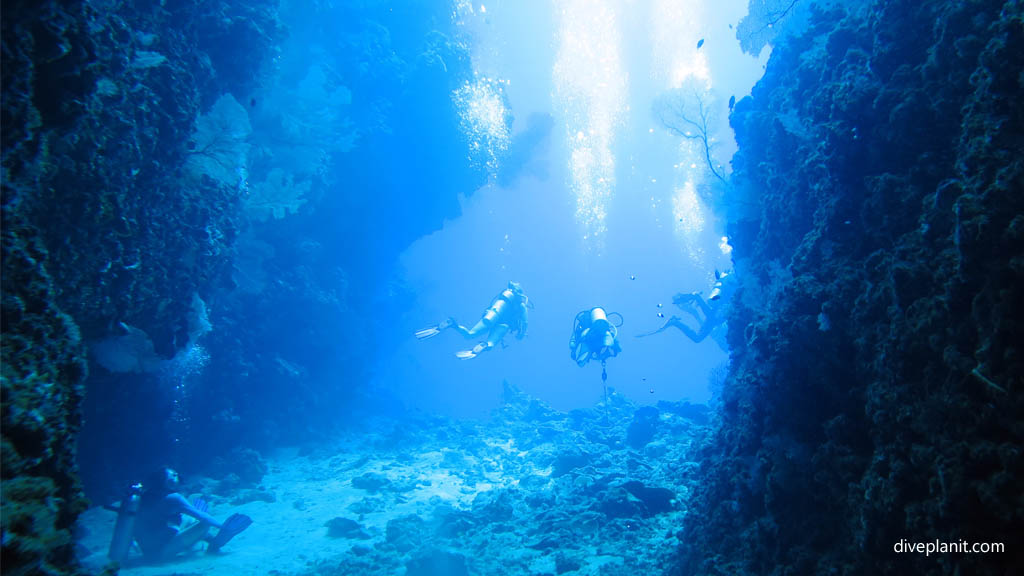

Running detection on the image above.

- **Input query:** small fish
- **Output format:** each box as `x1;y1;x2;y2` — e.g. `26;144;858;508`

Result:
657;312;665;318
656;303;663;308
649;388;655;394
629;275;636;280
696;38;705;49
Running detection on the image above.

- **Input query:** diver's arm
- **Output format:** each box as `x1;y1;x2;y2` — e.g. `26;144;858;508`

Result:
517;302;529;338
170;493;223;528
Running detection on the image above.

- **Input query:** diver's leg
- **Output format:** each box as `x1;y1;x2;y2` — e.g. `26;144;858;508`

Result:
691;296;713;318
161;522;212;559
476;324;509;353
451;318;488;338
456;324;508;359
658;317;703;342
637;316;686;338
679;306;702;326
685;319;713;343
675;297;707;324
415;318;455;339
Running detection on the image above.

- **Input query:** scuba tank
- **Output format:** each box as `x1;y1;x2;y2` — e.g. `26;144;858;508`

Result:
483;297;507;324
588;307;613;337
484;287;518;324
108;483;143;562
709;270;734;301
570;308;623;366
485;284;526;327
588;307;620;358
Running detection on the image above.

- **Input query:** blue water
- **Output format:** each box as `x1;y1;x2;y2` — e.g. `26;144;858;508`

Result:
65;0;783;573
379;0;758;415
3;0;1014;574
73;0;765;500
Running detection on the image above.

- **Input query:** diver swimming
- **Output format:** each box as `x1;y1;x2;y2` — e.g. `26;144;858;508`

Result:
637;269;735;351
415;281;531;360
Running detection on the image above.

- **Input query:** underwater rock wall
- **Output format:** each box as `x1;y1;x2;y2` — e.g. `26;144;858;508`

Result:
174;0;484;464
1;2;281;573
3;2;480;570
676;1;1023;574
1;218;89;574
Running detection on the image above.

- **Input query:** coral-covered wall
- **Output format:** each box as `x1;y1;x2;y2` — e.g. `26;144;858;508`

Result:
1;219;89;575
2;2;479;573
1;2;281;573
676;1;1023;574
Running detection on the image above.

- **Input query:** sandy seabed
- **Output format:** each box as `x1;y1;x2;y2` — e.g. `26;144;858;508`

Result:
79;444;501;575
77;395;703;576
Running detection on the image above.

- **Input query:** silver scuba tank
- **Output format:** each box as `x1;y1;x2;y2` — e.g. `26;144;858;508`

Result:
108;483;142;562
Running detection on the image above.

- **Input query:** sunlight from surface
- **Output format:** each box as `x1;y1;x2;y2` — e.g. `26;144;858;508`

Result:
650;0;717;265
651;0;711;90
552;0;627;248
453;77;511;173
672;179;706;264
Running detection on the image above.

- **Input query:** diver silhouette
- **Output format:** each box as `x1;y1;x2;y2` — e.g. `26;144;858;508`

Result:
637;270;734;350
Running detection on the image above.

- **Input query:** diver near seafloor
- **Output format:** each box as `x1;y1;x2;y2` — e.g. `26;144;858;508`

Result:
570;307;623;368
110;466;253;563
414;281;531;359
637;269;735;350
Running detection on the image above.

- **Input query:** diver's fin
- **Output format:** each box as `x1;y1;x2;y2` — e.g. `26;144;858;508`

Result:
455;350;477;360
415;327;441;339
415;318;453;340
635;327;664;338
207;513;252;554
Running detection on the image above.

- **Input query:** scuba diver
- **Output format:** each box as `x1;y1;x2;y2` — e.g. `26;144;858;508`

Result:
127;466;253;562
570;307;623;367
415;281;531;360
571;307;623;424
637;269;735;350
